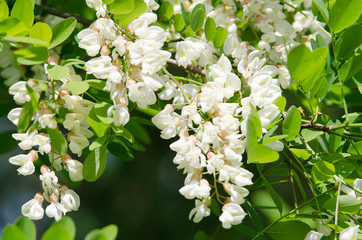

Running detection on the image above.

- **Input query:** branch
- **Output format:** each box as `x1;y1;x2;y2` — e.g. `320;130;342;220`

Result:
37;5;206;76
166;59;205;76
37;4;93;26
300;122;331;131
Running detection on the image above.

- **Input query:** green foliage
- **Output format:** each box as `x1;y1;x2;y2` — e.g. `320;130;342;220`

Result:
329;0;362;33
10;0;34;29
2;217;117;240
108;0;134;15
204;17;216;41
267;221;312;240
83;145;108;182
190;4;205;32
46;128;68;156
158;1;173;21
49;17;77;49
282;106;301;141
113;0;147;26
212;27;228;48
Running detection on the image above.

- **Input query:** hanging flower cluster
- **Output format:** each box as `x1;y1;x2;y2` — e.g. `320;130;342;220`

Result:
4;0;362;238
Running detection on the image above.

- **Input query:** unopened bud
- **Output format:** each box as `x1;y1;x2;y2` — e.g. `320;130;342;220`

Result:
28;150;39;161
40;165;50;174
48;56;58;65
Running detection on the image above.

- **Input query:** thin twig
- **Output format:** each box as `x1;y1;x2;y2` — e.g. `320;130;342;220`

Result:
167;59;205;76
37;4;93;26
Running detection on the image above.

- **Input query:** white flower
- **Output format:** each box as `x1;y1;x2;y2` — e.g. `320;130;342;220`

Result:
179;177;211;200
40;166;60;200
69;133;89;157
7;107;22;126
60;187;80;213
305;230;323;240
46;202;63;221
85;56;116;79
224;183;249;205
33;134;52;154
113;104;130;126
21;193;44;220
9;81;31;105
339;225;359;240
86;0;106;17
12;132;36;150
77;28;102;56
38;113;57;129
127;81;156;109
64;159;83;182
219;203;246;228
189;199;211;223
9;151;37;176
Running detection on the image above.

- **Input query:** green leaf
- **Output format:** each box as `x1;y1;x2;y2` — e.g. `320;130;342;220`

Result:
282;105;301;142
15;217;36;240
339;55;362;82
94;102;113;124
85;224;118;240
247;144;279;164
85;79;106;90
89;135;108;151
173;14;185;32
312;0;329;22
193;231;211;240
329;0;362;33
0;0;9;21
290;148;312;160
2;225;27;240
292;169;307;201
13;46;49;65
259;166;283;216
108;0;134;14
180;2;188;25
190;4;205;32
301;129;324;142
335;24;362;59
103;0;114;3
66;81;89;95
88;107;109;137
112;125;134;143
158;1;173;21
49;17;77;49
204;17;216;41
287;45;328;93
47;65;69;80
62;58;85;66
100;225;118;240
311;160;335;184
113;0;147;26
212;27;228;48
3;36;48;46
347;141;362;155
17;102;34;133
10;0;34;29
52;216;76;240
47;128;67;156
107;141;134;161
335;160;355;178
323;195;361;214
245;200;264;232
41;224;72;240
267;220;312;240
83;145;107;182
29;22;52;47
272;97;286;113
0;17;29;36
246;119;258;150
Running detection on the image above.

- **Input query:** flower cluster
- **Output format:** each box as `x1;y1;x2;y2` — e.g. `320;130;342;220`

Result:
7;61;93;220
5;0;360;237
